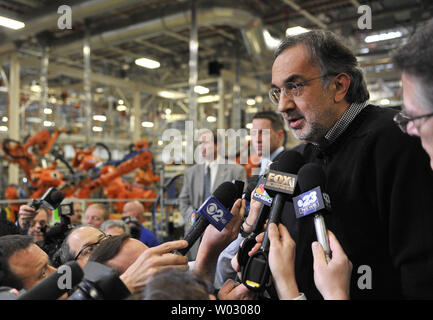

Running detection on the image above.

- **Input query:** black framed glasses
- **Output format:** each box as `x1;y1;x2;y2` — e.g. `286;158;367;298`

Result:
74;234;111;261
393;111;433;134
269;74;335;105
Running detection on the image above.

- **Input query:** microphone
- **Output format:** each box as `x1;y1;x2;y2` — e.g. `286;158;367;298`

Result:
242;151;304;292
293;163;332;262
260;151;305;252
18;261;83;300
176;181;240;255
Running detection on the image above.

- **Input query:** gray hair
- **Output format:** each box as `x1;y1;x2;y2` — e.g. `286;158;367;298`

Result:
275;30;370;104
100;220;130;235
393;19;433;112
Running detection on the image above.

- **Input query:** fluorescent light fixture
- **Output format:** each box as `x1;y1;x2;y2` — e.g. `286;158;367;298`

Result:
286;26;309;37
246;99;256;106
194;85;210;95
198;95;220;103
0;16;25;30
92;126;103;132
263;29;281;50
0;125;8;132
141;121;154;128
380;98;390;105
116;105;127;112
246;123;253;129
207;116;217;123
43;108;52;115
93;115;107;122
43;121;54;127
31;84;41;93
135;57;160;69
2;116;8;122
158;90;186;100
365;31;402;43
246;107;258;114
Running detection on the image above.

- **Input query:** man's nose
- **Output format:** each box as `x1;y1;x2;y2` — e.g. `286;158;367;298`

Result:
277;91;296;113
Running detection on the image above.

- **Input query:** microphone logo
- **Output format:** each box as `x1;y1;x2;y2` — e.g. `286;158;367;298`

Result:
206;203;226;224
264;170;297;194
198;196;233;231
293;186;327;219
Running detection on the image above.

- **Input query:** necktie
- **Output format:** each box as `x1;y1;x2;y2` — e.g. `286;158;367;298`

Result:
204;164;211;199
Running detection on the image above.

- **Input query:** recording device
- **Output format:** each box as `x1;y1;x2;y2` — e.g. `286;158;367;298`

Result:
18;261;83;300
68;261;131;300
122;216;142;240
241;151;305;293
28;187;64;212
176;181;240;256
293;163;332;262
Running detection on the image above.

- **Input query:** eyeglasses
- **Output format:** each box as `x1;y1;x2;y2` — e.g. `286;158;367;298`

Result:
393;111;433;134
269;74;334;105
74;234;111;261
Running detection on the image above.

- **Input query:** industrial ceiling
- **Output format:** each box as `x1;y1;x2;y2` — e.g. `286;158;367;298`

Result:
0;0;431;147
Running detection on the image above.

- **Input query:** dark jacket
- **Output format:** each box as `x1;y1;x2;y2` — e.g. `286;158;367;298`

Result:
283;105;433;299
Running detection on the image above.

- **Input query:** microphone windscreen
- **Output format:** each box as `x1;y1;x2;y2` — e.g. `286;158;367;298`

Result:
297;163;326;192
212;181;239;210
275;150;305;174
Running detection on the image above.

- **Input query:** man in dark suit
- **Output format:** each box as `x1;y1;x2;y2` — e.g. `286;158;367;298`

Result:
251;110;286;176
179;129;246;261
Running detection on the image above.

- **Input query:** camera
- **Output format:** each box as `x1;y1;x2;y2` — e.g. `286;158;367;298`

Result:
28;187;64;212
68;261;131;300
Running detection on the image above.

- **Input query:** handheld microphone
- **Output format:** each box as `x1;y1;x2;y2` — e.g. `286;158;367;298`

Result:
176;181;239;255
293;163;332;262
18;261;83;300
242;151;305;292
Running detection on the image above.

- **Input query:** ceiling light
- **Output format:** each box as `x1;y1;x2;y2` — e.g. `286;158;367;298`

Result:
380;98;390;105
165;108;172;115
93;115;107;122
286;26;309;37
197;95;219;103
118;99;124;105
92;126;103;132
365;31;402;43
158;90;186;100
207;116;217;123
31;84;41;93
43;121;54;127
0;125;8;132
158;140;163;146
246;99;256;106
2;116;8;122
246;135;251;141
0;16;25;30
194;85;210;95
96;88;104;93
116;105;127;112
141;121;154;128
246;123;253;129
263;29;281;50
255;96;263;104
43;108;52;115
135;57;160;69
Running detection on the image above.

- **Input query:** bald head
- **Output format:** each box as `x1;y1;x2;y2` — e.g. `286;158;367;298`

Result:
122;201;144;220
